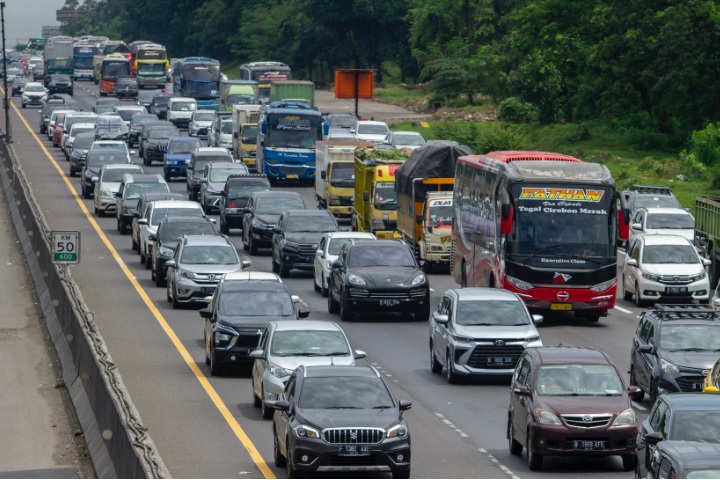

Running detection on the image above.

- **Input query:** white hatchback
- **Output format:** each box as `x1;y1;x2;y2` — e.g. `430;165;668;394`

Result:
313;231;376;296
623;234;711;306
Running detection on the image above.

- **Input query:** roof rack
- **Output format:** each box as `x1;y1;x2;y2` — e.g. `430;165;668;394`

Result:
652;304;720;320
628;185;674;195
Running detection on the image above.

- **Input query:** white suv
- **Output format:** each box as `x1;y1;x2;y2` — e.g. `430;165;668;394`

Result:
623;234;711;306
167;97;197;129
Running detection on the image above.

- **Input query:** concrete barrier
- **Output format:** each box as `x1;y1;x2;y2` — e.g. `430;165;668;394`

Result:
0;139;170;479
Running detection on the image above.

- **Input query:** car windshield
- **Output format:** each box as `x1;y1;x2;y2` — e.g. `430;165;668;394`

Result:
374;182;397;209
149;128;177;140
270;330;350;357
635;196;681;209
193;112;214;122
94;105;116;114
71;127;94;137
171;102;195;112
24;84;45;93
241;125;258;143
455;299;530;326
256;196;302;215
328;238;359;255
642;244;699;264
347;246;415;268
209;167;249;183
428;203;452;227
131;116;159;127
159;223;214;243
73;135;95;149
169;140;201;154
284;216;336;233
102;169;138;182
357;124;389;135
180;245;237;265
220;120;233;134
86;153;127;168
687;471;720;479
124;183;168;200
659;324;720;351
226;184;269;201
218;290;294;316
93;143;126;152
646;213;694;229
536;364;624;396
670;411;720;442
299;377;395;409
151;207;203;225
328;115;357;129
115;109;144;121
393;133;424;145
153;96;171;106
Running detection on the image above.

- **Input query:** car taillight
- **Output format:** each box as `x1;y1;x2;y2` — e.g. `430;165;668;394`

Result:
228;203;237;208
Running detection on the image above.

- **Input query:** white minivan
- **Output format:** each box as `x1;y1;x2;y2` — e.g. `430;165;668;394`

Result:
167;97;197;129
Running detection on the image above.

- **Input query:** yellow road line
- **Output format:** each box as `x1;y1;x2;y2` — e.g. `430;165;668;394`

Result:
4;91;275;479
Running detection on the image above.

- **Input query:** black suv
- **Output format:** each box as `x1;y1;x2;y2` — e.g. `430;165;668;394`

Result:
271;365;412;479
149;93;171;119
115;174;170;233
150;217;217;286
200;277;310;375
630;304;720;405
642;439;720;479
142;124;180;166
127;113;160;148
115;76;138;99
47;73;74;95
328;240;431;321
621;184;681;222
271;209;338;277
218;174;271;235
636;393;720;477
80;149;131;199
241;191;307;255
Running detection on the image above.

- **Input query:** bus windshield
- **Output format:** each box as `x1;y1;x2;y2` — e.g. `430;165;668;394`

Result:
137;63;166;75
505;184;616;258
103;62;129;79
266;114;321;148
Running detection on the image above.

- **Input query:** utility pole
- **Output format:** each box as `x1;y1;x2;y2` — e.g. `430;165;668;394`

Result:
1;1;11;143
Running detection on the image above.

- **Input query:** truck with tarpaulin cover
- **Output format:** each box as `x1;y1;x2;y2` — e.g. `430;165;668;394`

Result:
256;101;327;182
395;141;473;267
43;36;74;80
352;147;410;239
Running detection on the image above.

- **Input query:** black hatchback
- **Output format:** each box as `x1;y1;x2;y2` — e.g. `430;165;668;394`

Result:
115;76;139;99
47;74;73;95
271;365;412;479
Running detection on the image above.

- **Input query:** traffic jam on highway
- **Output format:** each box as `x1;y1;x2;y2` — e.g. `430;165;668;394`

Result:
5;35;720;479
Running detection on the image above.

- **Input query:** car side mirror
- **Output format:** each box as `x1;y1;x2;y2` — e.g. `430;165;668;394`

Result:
532;314;544;325
91;176;99;183
199;308;212;319
165;259;176;269
317;250;324;258
638;344;654;354
363;191;369;201
416;214;423;225
703;258;712;267
398;399;412;411
203;296;213;304
513;385;531;396
626;258;638;267
272;400;290;412
332;259;343;269
628;385;641;395
298;308;311;319
137;218;148;225
713;297;720;308
148;234;157;242
644;431;663;446
242;207;252;214
320;171;326;180
241;258;252;270
249;349;265;360
272;226;281;234
631;223;642;230
432;313;449;325
130;150;137;155
354;350;367;360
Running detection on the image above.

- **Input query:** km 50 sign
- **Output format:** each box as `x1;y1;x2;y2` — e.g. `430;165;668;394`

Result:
51;231;80;264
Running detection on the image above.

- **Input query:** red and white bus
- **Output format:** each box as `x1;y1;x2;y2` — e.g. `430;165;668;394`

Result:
450;151;628;321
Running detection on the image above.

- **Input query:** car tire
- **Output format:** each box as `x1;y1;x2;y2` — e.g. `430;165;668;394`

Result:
272;256;280;274
629;368;645;402
131;235;138;251
634;282;644;308
273;430;286;468
416;303;431;322
446;351;459;384
261;394;273;420
252;379;261;408
242;231;249;252
139;246;146;265
155;270;165;287
321;278;328;298
205;334;211;366
527;430;543;471
164;172;171;182
166;282;172;303
145;250;152;269
430;341;442;374
118;218;127;234
328;287;340;314
339;296;353;322
279;260;290;278
22;103;26;109
219;220;229;235
203;203;211;216
209;346;222;376
508;417;523;455
623;277;632;301
622;454;636;471
82;185;90;199
171;286;180;309
649;379;659;407
248;235;258;255
286;441;299;479
392;470;410;479
313;276;321;293
69;169;75;177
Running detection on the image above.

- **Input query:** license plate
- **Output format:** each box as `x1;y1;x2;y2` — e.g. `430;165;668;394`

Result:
286;174;299;179
380;299;401;307
201;287;216;294
573;440;605;451
488;356;514;366
666;287;688;294
550;303;572;311
305;257;312;263
693;383;703;391
440;235;452;244
337;445;370;457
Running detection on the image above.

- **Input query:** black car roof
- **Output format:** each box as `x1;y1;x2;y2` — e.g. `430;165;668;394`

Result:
656;440;720;468
282;209;333;217
158;216;214;226
303;365;379;379
253;191;301;199
660;392;720;409
644;304;720;324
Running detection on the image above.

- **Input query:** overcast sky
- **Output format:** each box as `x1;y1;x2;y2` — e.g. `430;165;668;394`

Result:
3;0;66;44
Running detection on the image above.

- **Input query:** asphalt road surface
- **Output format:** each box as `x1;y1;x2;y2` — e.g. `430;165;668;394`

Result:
2;83;648;479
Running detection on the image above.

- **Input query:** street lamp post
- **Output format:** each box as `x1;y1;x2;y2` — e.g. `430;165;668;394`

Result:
1;1;12;144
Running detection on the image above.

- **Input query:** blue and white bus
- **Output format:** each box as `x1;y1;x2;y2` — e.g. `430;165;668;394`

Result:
171;57;221;110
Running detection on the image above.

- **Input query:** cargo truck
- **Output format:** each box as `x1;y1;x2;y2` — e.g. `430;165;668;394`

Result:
219;80;258;111
231;105;261;170
394;141;473;267
352;147;410;239
43;36;74;82
315;141;373;217
694;196;720;288
270;80;315;107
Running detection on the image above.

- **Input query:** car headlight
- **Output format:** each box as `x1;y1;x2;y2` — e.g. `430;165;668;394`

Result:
642;272;660;282
590;277;616;292
411;274;426;286
386;424;408;438
180;270;198;279
284;241;300;251
159;246;174;257
612;408;637;427
101;190;113;198
206;188;221;196
269;362;293;379
252;219;268;229
533;408;562;425
506;275;533;291
293;425;320;439
690;271;707;281
660;358;679;374
451;334;473;342
348;274;366;286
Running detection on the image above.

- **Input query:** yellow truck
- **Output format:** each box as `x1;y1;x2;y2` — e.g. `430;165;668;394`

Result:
394;141;473;266
352;147;409;239
232;105;261;170
315;141;373;218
